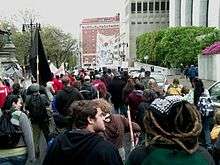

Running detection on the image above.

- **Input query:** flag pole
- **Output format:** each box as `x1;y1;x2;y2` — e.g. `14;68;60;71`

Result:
36;28;39;84
127;106;135;150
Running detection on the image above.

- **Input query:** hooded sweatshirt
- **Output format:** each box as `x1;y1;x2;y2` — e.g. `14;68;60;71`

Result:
55;86;84;116
43;129;123;165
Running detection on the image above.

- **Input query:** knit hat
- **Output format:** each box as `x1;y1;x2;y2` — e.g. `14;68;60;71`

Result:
149;96;183;116
28;83;39;93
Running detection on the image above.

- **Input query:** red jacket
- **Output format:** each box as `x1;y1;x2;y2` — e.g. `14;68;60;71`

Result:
0;85;9;108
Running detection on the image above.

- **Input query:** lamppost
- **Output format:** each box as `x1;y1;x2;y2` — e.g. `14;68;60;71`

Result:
119;42;128;61
22;19;41;77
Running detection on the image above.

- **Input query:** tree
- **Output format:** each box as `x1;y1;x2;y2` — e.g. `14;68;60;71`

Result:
137;27;220;68
41;25;77;68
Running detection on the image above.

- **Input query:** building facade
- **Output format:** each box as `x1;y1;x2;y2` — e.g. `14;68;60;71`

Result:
80;15;120;68
122;0;169;65
170;0;220;28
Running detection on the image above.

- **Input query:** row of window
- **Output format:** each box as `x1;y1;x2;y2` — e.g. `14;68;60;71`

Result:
131;21;169;24
131;1;169;13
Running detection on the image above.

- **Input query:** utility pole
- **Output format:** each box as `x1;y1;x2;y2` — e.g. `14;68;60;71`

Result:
22;19;41;81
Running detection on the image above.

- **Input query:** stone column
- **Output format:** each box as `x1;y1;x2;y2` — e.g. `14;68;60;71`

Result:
208;0;220;28
169;0;181;27
181;0;192;26
193;0;208;26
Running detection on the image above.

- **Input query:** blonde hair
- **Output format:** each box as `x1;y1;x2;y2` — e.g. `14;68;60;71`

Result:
215;111;220;125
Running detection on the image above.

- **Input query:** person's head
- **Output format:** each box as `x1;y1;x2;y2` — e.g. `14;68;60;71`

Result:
28;83;40;94
215;111;220;125
145;71;151;77
134;83;144;91
92;99;113;123
173;78;179;86
148;78;157;88
143;89;158;103
192;78;204;105
56;75;60;79
12;83;21;95
62;76;70;86
11;96;22;110
70;100;105;133
181;86;190;96
144;96;202;154
84;75;90;82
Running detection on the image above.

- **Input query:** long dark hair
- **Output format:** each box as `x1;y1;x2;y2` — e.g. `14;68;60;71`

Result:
193;78;204;106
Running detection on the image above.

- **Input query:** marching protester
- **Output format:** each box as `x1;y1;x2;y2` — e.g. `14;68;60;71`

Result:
55;76;84;116
136;89;158;143
80;75;97;100
43;100;123;165
0;78;9;109
25;83;50;164
166;78;182;96
53;76;84;130
125;83;144;122
93;98;141;161
0;95;35;165
193;78;215;151
126;96;215;165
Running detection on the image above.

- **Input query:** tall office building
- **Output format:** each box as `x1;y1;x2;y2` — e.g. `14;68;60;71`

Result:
170;0;220;28
122;0;169;65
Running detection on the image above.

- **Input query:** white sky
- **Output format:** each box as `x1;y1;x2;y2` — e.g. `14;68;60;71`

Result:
0;0;123;38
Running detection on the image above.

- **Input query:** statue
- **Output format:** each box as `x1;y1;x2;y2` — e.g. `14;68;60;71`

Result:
4;28;12;45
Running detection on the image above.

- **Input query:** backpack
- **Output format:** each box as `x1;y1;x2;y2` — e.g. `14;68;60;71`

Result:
80;84;96;100
197;95;215;117
0;110;22;148
26;94;49;124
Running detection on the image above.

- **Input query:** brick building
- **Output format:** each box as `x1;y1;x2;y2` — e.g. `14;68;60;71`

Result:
80;15;120;68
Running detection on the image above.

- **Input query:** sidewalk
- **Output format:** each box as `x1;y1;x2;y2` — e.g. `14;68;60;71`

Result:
167;75;216;89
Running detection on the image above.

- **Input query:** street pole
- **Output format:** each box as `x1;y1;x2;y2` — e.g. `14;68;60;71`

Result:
22;20;41;82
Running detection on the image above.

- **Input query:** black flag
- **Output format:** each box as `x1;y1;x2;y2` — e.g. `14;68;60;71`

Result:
29;29;53;85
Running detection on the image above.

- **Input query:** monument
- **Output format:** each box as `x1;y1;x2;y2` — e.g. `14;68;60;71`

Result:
0;28;21;77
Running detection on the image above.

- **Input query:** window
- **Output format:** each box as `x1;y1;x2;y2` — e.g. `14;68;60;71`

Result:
155;2;159;11
131;22;136;24
161;1;165;10
137;22;142;24
149;22;153;24
167;1;169;10
143;2;147;13
131;3;136;13
149;2;154;13
143;22;148;24
137;2;142;13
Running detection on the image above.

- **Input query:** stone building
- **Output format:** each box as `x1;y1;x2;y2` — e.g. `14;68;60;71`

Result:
170;0;220;28
122;0;169;65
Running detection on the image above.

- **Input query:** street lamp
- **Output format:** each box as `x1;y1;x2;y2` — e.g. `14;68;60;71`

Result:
22;19;41;77
119;42;128;61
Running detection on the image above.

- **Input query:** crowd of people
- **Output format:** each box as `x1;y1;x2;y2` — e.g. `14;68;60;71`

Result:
0;67;219;165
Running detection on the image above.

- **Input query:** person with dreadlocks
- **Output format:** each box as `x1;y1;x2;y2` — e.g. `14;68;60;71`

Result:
126;96;215;165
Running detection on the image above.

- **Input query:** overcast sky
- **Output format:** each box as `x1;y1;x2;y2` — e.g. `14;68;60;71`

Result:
0;0;123;37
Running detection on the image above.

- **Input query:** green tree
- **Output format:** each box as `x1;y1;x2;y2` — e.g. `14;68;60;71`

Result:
41;26;77;68
137;27;220;68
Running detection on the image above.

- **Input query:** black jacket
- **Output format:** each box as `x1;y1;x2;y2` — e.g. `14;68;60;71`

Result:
43;129;123;165
55;86;83;116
